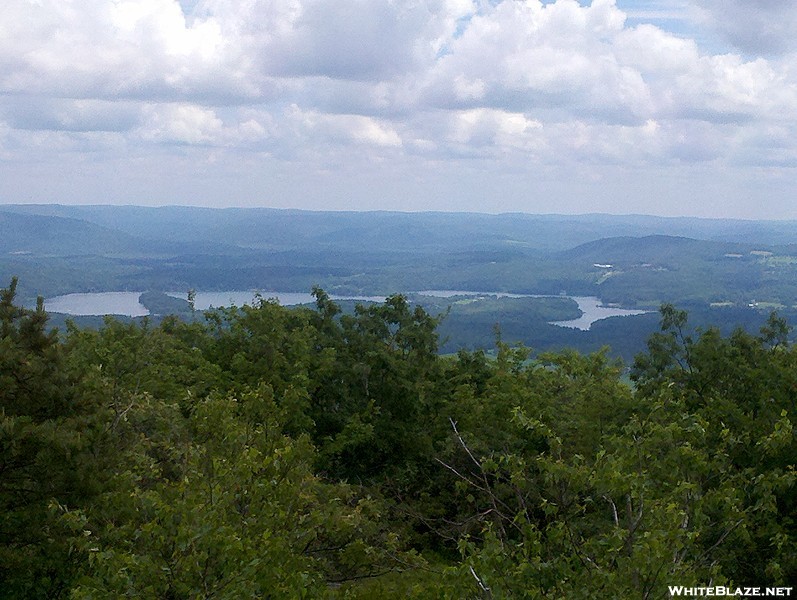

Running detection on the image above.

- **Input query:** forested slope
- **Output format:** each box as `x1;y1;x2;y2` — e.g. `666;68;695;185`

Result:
5;205;797;321
1;278;794;598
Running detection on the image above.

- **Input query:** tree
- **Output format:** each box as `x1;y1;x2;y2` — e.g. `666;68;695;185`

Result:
313;294;442;481
0;278;96;597
631;307;797;583
69;388;413;599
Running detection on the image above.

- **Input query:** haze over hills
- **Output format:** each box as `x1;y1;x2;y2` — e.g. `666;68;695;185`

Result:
3;203;797;300
0;211;152;257
557;235;749;261
6;204;797;252
3;203;797;360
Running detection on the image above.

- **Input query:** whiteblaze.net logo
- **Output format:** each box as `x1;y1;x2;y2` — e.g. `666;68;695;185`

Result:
669;587;793;598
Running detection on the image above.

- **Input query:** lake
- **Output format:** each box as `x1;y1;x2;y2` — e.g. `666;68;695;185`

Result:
548;297;649;330
43;290;650;330
44;292;151;318
165;291;386;310
43;291;385;316
414;291;650;330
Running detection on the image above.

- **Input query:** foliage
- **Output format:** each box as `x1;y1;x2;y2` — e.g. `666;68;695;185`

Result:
0;278;100;598
69;389;406;599
1;277;794;597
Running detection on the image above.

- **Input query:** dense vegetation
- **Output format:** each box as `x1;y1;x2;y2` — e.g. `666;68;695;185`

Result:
2;277;794;598
50;290;790;370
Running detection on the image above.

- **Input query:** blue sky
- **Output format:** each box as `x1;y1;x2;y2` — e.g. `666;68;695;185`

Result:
1;0;796;219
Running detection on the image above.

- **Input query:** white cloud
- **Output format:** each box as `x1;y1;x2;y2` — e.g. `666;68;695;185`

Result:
139;104;224;144
138;104;269;145
423;0;652;120
447;108;543;155
286;105;402;149
615;23;700;74
0;0;256;100
1;0;796;217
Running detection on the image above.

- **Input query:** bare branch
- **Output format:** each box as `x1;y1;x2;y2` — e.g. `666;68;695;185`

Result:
469;566;493;599
434;458;489;495
603;495;619;527
450;417;482;469
695;519;744;564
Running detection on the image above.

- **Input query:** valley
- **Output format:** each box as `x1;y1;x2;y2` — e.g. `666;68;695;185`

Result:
4;204;797;361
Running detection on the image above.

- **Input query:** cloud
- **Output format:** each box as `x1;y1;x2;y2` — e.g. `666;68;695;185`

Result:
1;0;796;217
286;105;403;149
445;108;544;156
250;0;453;80
692;0;797;55
423;0;797;128
3;0;791;128
137;104;276;152
0;0;257;101
0;0;476;103
0;98;142;133
422;1;656;124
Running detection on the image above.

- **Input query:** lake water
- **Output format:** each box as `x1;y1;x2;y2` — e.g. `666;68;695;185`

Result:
414;291;650;330
45;292;150;317
549;297;649;330
414;290;530;299
44;290;649;330
166;291;386;310
43;291;384;316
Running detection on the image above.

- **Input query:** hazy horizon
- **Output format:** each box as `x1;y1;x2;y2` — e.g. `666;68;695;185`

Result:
5;201;797;224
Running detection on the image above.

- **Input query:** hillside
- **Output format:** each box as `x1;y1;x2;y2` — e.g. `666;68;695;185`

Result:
0;211;152;257
558;235;750;264
7;204;797;251
3;204;797;359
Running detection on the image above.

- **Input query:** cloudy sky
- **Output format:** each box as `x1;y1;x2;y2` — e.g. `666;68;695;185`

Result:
1;0;796;218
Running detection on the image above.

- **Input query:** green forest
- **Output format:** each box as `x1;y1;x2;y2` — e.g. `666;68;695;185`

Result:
1;276;795;598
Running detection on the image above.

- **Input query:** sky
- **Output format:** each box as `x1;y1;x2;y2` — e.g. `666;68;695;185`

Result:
1;0;797;219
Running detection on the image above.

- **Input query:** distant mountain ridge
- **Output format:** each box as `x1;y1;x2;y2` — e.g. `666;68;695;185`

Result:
0;211;150;257
2;203;797;308
558;235;753;264
5;204;797;252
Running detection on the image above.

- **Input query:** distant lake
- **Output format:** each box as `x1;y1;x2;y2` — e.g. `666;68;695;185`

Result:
43;291;385;316
548;297;649;330
415;291;650;330
44;290;649;330
165;291;385;311
44;292;150;317
415;290;531;299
